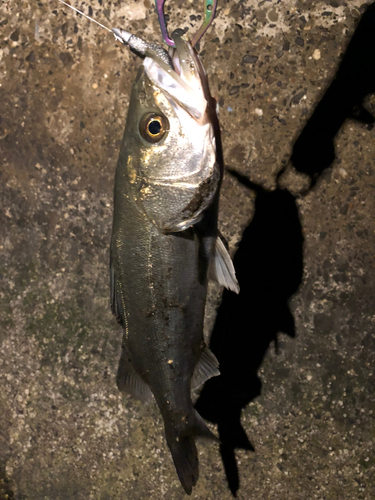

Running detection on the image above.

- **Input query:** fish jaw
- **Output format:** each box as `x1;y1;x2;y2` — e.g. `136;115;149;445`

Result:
143;57;207;124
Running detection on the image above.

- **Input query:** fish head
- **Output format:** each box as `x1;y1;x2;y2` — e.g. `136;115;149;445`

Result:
121;31;220;232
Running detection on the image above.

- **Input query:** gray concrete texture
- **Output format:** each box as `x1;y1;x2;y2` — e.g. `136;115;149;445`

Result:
1;0;374;498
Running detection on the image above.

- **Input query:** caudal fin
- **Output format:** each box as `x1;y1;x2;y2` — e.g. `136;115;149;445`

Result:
165;410;218;495
168;434;198;495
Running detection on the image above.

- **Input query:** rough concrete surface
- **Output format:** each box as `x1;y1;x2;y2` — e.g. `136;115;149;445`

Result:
1;0;374;499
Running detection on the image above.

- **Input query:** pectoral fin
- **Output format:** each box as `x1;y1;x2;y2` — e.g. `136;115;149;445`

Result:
191;345;220;390
209;236;240;294
116;346;154;403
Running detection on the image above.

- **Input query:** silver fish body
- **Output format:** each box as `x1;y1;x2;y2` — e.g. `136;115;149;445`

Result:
110;32;235;494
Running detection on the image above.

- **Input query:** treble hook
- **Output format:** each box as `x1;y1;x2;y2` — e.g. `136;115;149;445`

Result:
154;0;218;48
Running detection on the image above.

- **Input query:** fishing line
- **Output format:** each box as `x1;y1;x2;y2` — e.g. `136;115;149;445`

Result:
57;0;124;42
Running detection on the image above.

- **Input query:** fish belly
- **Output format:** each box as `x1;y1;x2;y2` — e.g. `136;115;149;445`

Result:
111;188;213;408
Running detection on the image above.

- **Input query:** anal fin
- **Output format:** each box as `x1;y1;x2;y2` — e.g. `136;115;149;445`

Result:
116;346;154;403
191;345;220;391
209;236;240;294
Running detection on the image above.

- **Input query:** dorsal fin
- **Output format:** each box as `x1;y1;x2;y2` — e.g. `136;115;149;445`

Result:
110;256;126;327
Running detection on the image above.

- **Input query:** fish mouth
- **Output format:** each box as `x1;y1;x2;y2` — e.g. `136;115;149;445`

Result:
171;31;206;92
113;28;209;122
143;32;209;123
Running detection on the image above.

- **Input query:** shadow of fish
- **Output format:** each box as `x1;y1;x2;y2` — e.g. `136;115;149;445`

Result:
110;29;239;494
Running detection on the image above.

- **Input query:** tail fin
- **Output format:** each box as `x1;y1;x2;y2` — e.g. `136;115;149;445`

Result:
165;410;218;495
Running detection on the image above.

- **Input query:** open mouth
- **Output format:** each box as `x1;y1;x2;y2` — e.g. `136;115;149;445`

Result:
111;28;209;122
144;33;208;123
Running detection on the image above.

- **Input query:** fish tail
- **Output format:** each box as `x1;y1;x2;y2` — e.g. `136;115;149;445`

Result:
165;410;218;495
167;433;198;495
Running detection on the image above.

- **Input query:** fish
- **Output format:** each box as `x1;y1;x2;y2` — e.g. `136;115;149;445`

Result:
110;28;239;494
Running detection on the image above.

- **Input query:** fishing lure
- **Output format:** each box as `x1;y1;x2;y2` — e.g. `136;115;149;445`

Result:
154;0;217;47
57;0;217;49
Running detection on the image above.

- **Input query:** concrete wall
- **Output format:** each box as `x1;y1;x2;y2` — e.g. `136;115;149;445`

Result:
0;1;374;498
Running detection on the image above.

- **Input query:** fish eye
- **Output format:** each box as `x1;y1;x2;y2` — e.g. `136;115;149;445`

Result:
139;113;169;144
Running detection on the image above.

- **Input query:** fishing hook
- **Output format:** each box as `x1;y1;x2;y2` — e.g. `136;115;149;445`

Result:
154;0;218;48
